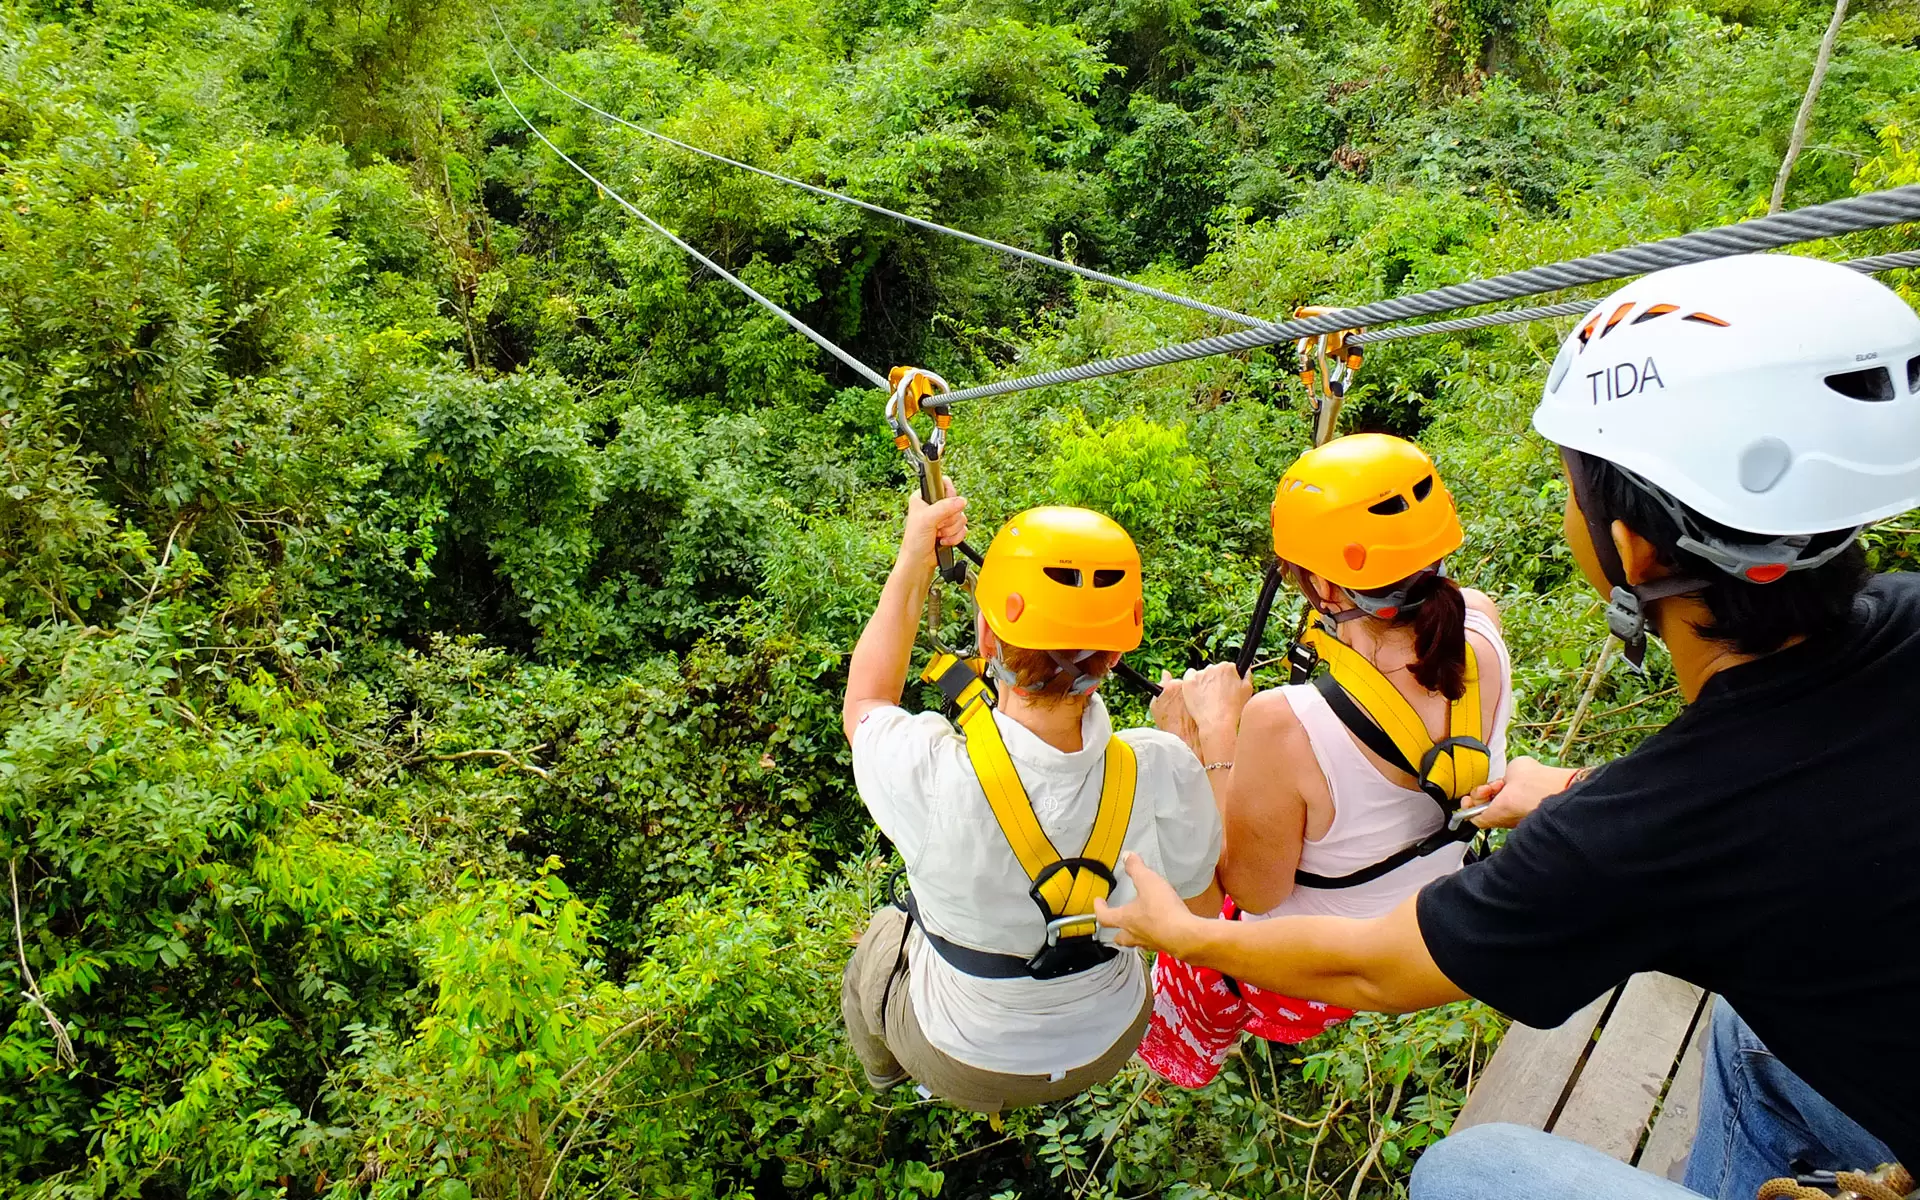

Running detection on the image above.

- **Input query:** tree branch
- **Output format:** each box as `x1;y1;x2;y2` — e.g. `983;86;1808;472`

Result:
427;745;552;780
9;858;76;1070
1556;635;1618;762
1345;1075;1406;1200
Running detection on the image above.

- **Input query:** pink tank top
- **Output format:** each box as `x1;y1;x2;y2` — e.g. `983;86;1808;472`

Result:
1244;607;1514;922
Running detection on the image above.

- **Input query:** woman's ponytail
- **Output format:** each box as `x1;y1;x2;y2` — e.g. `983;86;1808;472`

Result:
1405;572;1467;701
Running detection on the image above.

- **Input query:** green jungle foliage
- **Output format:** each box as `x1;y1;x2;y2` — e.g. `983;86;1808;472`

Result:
2;0;1917;1193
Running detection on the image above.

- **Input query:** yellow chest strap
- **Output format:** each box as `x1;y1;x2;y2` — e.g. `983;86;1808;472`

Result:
1299;625;1490;801
921;653;1137;922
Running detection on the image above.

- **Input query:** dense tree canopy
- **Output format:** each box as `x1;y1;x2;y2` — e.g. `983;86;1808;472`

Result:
2;0;1918;1194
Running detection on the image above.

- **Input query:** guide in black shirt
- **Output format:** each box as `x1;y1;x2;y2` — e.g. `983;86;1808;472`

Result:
1419;571;1920;1165
1094;257;1920;1192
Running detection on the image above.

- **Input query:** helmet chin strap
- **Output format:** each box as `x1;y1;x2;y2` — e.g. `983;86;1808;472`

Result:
1310;567;1443;627
1561;449;1709;670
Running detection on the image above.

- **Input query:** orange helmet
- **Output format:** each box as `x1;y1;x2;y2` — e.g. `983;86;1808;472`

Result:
975;507;1144;652
1270;434;1462;591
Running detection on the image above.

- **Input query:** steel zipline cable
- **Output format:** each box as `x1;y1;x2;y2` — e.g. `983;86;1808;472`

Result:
1348;249;1920;347
937;186;1920;402
487;7;1267;330
484;46;891;391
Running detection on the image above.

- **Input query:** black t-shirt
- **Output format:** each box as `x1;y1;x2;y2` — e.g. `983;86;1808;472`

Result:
1419;572;1920;1164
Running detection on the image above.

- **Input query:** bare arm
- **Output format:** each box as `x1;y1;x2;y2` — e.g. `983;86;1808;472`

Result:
1096;854;1468;1012
1183;876;1225;918
1460;586;1502;635
1216;690;1312;913
842;492;969;744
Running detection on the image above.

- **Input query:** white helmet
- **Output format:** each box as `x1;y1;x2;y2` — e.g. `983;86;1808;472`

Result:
1534;253;1920;538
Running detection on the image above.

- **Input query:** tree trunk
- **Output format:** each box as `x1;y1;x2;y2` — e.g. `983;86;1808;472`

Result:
1770;0;1850;214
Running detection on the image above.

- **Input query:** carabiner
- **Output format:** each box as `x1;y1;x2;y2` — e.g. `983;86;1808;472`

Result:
886;366;952;488
1448;801;1492;832
1293;306;1367;446
887;366;968;582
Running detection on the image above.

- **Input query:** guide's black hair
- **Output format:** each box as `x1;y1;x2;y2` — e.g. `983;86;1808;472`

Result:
1575;452;1868;655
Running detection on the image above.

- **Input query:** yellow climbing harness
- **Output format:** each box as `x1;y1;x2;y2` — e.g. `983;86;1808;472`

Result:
1299;623;1489;801
916;652;1137;979
1289;622;1491;889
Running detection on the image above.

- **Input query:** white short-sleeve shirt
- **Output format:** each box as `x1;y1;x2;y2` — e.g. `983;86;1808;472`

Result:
852;694;1221;1075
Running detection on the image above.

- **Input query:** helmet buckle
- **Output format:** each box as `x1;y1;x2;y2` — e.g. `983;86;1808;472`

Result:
1606;585;1651;672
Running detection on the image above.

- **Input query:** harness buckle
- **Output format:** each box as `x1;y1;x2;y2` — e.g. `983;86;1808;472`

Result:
1043;913;1101;946
1025;940;1117;980
1286;639;1320;686
1022;857;1121;979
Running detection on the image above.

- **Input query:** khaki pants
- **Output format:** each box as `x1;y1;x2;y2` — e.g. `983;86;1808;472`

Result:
840;905;1152;1113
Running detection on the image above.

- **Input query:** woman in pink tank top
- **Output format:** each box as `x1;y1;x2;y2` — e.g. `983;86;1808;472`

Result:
1139;434;1513;1088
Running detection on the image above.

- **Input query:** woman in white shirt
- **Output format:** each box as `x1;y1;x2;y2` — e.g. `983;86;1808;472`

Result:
841;489;1221;1112
1140;434;1512;1087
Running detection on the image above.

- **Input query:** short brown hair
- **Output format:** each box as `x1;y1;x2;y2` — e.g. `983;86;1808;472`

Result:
996;641;1120;702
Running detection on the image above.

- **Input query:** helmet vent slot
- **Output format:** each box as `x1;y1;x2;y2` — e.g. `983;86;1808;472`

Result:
1092;569;1127;588
1411;474;1434;501
1043;567;1083;587
1908;355;1919;394
1825;366;1896;402
1368;494;1410;516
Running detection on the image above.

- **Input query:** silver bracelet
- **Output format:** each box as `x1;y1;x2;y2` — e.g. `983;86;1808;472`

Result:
1204;761;1233;772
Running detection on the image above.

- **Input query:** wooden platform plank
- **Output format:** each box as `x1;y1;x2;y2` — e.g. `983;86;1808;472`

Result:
1455;989;1612;1132
1550;974;1704;1160
1637;997;1715;1180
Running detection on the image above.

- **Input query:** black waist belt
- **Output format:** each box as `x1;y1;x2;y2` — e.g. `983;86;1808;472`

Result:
900;891;1116;981
1292;824;1477;889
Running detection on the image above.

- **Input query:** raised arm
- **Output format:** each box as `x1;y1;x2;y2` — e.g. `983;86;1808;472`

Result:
842;491;969;744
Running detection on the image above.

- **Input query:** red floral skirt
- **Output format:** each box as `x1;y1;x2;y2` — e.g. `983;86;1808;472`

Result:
1136;898;1354;1089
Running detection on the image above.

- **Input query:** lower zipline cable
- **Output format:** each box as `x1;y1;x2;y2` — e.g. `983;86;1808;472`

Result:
488;8;1267;331
940;186;1920;402
485;46;890;391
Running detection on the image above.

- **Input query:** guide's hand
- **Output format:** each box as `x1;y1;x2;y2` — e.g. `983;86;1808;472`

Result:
1150;672;1199;752
1181;662;1254;740
1095;852;1201;956
1465;756;1580;828
898;489;968;571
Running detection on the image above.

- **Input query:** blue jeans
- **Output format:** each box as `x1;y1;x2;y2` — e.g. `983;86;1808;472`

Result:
1411;999;1894;1200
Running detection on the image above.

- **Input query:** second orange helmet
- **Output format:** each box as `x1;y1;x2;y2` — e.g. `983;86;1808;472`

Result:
1270;433;1462;591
